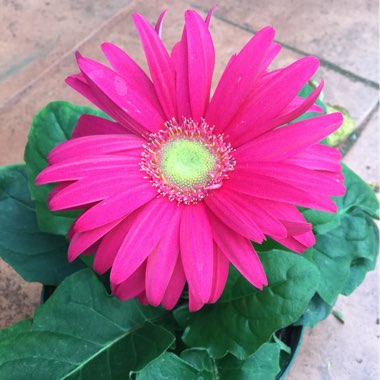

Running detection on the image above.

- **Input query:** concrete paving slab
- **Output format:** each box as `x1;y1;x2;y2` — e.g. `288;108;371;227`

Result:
0;0;132;104
192;0;379;84
344;109;379;185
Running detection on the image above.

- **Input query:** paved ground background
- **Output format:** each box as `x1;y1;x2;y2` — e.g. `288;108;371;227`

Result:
0;0;379;378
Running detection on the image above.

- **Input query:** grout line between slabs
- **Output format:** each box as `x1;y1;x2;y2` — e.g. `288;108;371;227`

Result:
0;1;135;112
192;3;380;90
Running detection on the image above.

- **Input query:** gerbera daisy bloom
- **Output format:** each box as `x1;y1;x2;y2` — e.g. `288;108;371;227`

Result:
36;8;345;311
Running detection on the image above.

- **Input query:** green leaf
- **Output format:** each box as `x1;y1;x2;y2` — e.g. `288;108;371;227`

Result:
0;270;174;379
0;164;84;285
312;208;378;305
135;352;212;380
294;293;332;327
336;164;379;218
24;101;109;236
180;251;319;359
217;342;281;380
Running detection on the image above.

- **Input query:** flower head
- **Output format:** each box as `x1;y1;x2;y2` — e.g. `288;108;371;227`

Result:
37;8;345;311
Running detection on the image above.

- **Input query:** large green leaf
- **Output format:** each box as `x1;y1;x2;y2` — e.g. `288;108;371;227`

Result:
24;101;109;236
294;293;332;328
179;251;319;359
136;343;282;380
217;343;281;380
0;270;174;379
312;208;379;305
0;164;84;285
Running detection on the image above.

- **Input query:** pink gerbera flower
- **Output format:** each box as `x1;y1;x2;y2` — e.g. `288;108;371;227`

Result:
36;8;345;311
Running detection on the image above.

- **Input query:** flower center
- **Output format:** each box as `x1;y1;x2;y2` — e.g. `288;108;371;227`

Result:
141;118;235;204
160;138;216;189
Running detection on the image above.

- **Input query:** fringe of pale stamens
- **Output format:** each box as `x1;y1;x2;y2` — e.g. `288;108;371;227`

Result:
141;118;236;204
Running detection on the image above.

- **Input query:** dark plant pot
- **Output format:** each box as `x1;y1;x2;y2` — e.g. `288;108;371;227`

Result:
41;285;304;379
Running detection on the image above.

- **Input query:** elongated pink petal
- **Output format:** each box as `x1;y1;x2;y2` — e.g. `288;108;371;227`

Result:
185;10;215;121
68;218;122;262
207;26;275;133
171;30;191;118
161;256;186;310
101;42;164;115
286;144;342;172
112;262;146;301
155;9;168;37
274;230;316;253
189;291;204;312
48;173;145;211
209;212;267;289
93;215;137;274
73;181;157;232
72;114;133;138
180;203;214;303
145;209;181;306
111;198;179;284
209;245;229;303
208;188;288;239
133;13;176;120
268;80;324;128
47;134;143;165
226;56;320;145
36;155;140;183
234;112;343;161
205;190;265;243
258;42;281;73
252;197;314;238
66;73;148;136
205;4;217;27
237;161;345;196
226;171;337;212
76;54;165;133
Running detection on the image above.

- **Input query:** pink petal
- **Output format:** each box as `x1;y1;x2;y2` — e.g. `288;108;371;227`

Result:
205;4;217;27
237;161;345;196
68;218;122;262
205;190;265;243
93;215;136;274
171;29;191;118
66;73;148;137
36;155;140;184
48;173;145;211
286;144;342;172
76;53;165;133
155;9;168;37
161;256;186;310
47;134;143;165
145;208;181;306
72;114;133;138
133;13;176;120
180;203;214;303
112;262;146;301
234;112;343;162
185;10;215;121
209;245;229;303
73;181;157;232
206;26;275;133
225;56;320;146
110;198;180;284
258;42;281;73
101;42;164;115
226;170;337;212
189;291;204;312
208;212;267;289
268;80;324;128
274;230;316;254
207;189;287;239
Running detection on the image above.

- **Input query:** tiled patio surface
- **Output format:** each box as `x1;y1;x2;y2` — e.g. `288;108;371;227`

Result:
0;0;378;379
